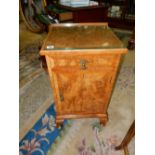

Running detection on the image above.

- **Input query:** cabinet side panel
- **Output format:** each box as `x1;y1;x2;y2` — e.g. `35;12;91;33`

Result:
103;54;122;112
45;56;61;112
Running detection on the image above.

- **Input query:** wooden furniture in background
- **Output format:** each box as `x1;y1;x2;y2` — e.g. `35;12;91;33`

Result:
56;4;108;22
107;0;135;30
115;120;135;155
46;4;73;22
40;23;127;127
44;0;107;23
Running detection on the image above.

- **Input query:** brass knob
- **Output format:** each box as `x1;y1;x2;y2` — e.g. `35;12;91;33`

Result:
80;59;88;70
59;93;64;102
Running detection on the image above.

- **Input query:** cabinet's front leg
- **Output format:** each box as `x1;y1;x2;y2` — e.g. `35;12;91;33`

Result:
56;118;64;128
100;119;106;126
99;114;108;126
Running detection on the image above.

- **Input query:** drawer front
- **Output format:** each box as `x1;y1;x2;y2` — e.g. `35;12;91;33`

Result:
52;54;119;69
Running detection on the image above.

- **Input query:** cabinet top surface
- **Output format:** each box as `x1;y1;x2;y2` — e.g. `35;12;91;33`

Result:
41;23;126;52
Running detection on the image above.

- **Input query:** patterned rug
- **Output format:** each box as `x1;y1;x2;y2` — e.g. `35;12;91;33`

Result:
47;50;135;155
19;104;70;155
19;39;44;88
19;50;134;155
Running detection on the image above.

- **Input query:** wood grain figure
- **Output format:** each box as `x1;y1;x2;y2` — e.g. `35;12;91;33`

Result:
40;23;128;127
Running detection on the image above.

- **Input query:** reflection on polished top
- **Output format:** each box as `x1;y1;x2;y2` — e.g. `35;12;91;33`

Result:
42;23;124;50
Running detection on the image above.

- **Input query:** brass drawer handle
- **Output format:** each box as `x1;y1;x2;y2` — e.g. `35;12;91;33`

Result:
80;59;88;70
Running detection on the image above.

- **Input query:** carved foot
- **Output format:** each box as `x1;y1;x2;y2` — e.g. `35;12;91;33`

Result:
99;119;107;126
56;119;63;128
99;115;108;126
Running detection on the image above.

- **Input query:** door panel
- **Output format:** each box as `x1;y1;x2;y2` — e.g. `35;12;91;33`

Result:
82;68;113;113
53;67;113;115
54;69;83;114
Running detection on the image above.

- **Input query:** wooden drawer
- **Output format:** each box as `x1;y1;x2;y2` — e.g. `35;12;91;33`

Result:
51;54;119;69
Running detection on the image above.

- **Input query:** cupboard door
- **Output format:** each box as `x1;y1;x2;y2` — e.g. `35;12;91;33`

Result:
54;69;83;114
82;68;113;113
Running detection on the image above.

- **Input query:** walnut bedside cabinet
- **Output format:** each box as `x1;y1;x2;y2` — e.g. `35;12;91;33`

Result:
40;23;128;127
